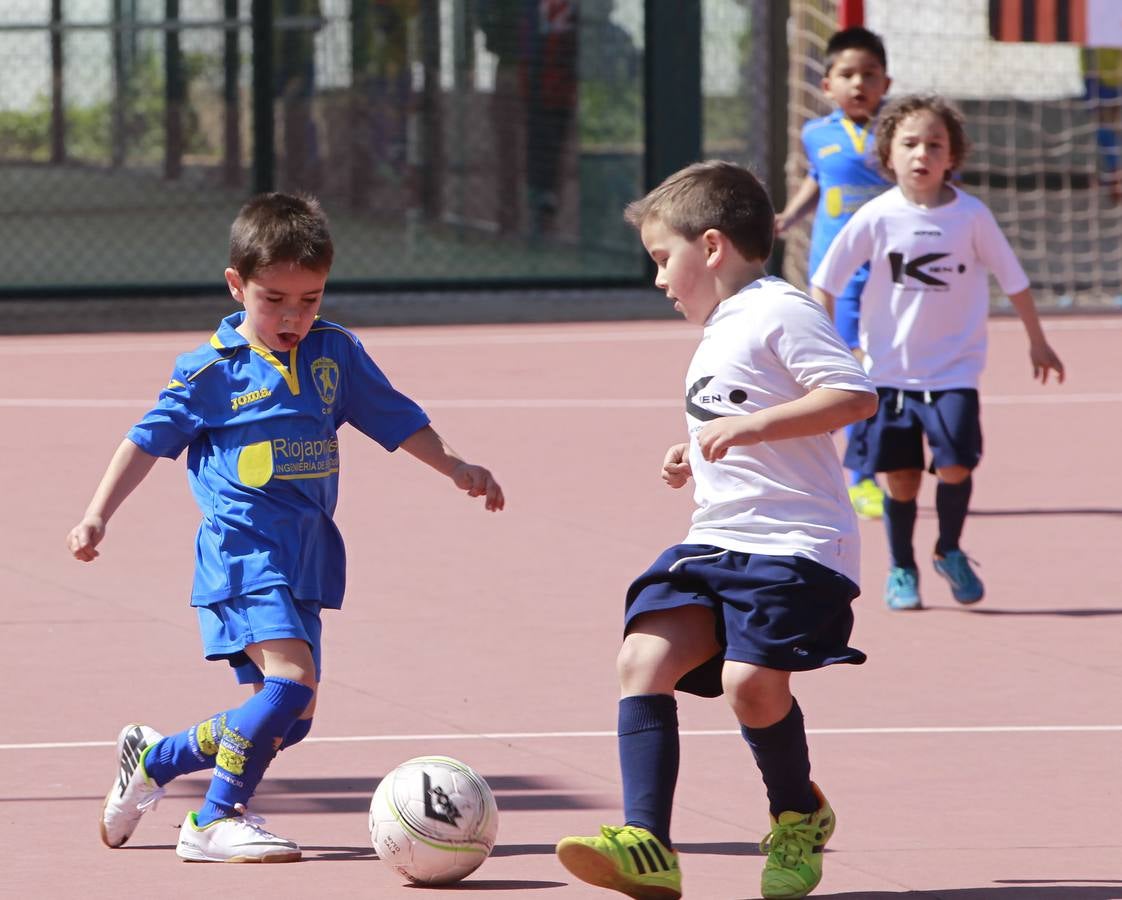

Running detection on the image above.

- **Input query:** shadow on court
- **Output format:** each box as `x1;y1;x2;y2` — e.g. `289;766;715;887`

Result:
247;774;609;815
677;840;762;856
946;608;1122;617
403;880;567;891
969;507;1122;517
810;886;1122;900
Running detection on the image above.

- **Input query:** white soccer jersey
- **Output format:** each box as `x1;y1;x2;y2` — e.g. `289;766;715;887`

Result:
683;277;876;584
811;186;1030;390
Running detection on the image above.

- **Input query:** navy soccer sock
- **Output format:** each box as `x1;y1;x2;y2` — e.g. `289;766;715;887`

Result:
143;710;232;787
883;496;918;569
618;694;679;848
934;476;972;557
196;677;313;827
741;698;818;817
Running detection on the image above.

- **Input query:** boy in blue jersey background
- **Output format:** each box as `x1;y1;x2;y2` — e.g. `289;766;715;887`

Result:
777;26;892;519
66;192;504;863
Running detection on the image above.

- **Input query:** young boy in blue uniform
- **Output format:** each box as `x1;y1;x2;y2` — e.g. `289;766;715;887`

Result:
555;162;877;900
66;193;504;862
811;95;1064;610
777;26;892;519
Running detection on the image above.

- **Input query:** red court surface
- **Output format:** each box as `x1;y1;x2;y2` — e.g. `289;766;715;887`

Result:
2;313;1121;898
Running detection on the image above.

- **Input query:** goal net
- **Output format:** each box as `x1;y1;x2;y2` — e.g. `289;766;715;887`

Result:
784;0;1122;309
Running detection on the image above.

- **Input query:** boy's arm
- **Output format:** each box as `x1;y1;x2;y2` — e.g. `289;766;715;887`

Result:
400;424;504;511
66;438;159;561
775;175;819;235
695;388;877;462
810;286;835;321
1006;288;1065;384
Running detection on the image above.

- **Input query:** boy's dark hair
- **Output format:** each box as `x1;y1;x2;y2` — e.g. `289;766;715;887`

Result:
624;161;774;263
875;93;970;182
229;192;334;279
824;26;887;73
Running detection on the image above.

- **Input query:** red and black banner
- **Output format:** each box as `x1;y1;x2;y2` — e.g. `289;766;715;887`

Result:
988;0;1087;43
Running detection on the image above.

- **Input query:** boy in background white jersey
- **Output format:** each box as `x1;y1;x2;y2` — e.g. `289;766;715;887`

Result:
556;161;877;900
812;94;1064;611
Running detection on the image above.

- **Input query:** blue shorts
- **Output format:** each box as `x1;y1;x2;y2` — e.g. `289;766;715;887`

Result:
624;545;865;698
834;288;862;349
844;387;982;475
197;585;323;685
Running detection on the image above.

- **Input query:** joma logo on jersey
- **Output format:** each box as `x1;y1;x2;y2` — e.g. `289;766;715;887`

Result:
231;386;272;412
888;251;963;288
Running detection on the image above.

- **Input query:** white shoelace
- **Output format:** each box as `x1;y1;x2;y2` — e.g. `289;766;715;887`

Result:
230;803;279;838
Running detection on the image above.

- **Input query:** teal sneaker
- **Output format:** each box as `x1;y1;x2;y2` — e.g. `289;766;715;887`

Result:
759;783;835;899
556;825;681;899
884;566;921;610
933;550;984;604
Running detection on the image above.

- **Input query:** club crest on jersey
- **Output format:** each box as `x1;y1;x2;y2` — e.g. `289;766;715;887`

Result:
312;357;340;407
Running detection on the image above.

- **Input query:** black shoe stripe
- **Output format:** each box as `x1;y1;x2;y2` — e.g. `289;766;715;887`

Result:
636;841;662;872
626;845;647;874
646;840;671;870
117;727;148;795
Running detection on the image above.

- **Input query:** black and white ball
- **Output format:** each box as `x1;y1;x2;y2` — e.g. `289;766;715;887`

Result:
369;755;499;884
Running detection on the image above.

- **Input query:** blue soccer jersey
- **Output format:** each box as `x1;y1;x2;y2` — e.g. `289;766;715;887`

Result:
803;108;891;282
127;311;430;609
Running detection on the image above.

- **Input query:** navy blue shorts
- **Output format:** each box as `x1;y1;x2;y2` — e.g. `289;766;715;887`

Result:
844;387;982;475
196;585;323;685
624;545;865;698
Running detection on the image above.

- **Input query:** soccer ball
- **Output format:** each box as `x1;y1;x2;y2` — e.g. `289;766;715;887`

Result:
369;755;499;885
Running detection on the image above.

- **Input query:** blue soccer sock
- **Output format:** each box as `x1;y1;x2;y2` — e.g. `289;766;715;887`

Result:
618;694;679;848
145;709;313;787
934;476;972;557
883;495;918;569
741;698;818;817
280;717;313;751
196;677;313;827
143;710;232;787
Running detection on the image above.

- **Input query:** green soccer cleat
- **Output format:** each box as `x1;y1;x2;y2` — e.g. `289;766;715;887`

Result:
848;478;884;519
556;824;682;899
759;783;835;899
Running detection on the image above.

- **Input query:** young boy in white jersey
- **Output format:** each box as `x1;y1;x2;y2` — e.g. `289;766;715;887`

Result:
66;192;504;862
555;161;877;900
811;95;1064;610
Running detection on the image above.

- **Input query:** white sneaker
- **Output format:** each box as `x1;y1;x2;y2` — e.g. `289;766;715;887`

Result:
100;723;166;847
176;808;302;863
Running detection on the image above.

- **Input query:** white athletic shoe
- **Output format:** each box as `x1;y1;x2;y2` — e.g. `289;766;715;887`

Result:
176;807;302;863
100;723;166;848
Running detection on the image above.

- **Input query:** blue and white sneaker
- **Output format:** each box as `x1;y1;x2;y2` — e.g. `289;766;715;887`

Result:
933;550;984;604
884;567;921;610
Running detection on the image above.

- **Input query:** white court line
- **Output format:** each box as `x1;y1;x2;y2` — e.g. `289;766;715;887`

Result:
1;392;1121;410
4;723;1121;751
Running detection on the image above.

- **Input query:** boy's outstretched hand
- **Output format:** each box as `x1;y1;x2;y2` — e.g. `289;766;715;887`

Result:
1030;341;1065;385
451;463;504;511
67;517;106;562
662;442;692;488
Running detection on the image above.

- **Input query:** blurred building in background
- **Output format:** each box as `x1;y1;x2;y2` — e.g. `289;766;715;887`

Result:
0;0;1117;310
